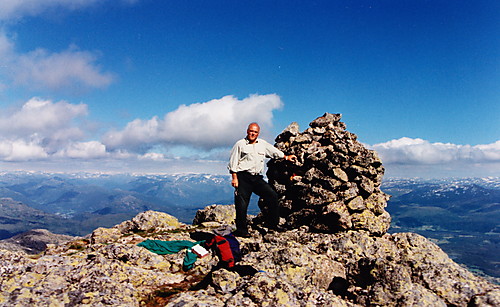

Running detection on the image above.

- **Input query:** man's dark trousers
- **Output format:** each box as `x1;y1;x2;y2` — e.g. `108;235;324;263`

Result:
235;171;279;233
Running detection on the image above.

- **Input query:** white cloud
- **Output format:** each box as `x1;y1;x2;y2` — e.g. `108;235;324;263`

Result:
0;139;48;161
139;152;166;161
471;140;500;162
0;30;14;56
1;94;273;165
103;94;284;151
56;141;107;159
0;97;87;137
0;29;114;92
12;45;114;91
370;137;500;165
0;97;90;161
0;101;498;178
0;0;140;21
0;31;114;92
104;117;161;150
0;30;14;92
0;0;98;21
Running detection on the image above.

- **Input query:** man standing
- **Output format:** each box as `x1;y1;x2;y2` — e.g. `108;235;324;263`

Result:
228;122;296;237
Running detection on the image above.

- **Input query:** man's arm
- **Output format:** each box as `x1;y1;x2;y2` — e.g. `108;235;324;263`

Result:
228;141;242;188
228;141;241;174
263;140;297;162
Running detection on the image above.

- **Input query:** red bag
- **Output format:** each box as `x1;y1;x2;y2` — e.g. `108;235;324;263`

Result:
206;234;241;268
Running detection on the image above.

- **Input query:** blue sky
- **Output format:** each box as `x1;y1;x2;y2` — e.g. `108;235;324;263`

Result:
0;0;498;178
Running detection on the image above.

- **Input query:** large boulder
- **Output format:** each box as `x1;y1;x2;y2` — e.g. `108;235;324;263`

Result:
267;113;391;235
115;210;182;233
0;229;75;254
90;227;122;244
192;204;236;226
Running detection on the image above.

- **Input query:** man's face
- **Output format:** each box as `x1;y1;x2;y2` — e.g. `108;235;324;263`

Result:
246;124;260;143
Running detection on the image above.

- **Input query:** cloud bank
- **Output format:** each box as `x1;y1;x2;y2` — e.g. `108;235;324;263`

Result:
1;96;498;178
0;94;284;163
103;94;284;151
0;97;94;161
370;137;500;165
369;137;500;178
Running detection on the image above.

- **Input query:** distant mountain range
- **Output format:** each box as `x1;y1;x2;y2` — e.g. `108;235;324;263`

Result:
0;171;498;281
382;177;499;281
0;172;234;237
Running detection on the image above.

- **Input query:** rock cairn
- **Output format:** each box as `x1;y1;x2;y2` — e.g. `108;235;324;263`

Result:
266;113;391;235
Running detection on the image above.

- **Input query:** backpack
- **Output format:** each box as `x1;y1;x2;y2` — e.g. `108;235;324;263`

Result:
206;233;242;268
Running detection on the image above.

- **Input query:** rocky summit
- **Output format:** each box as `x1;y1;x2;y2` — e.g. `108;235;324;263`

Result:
266;113;390;235
0;208;498;306
0;113;499;306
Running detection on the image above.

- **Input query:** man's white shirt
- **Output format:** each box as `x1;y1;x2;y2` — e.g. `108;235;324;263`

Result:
228;138;285;175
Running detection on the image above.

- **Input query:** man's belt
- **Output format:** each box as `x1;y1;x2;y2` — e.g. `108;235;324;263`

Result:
239;171;261;176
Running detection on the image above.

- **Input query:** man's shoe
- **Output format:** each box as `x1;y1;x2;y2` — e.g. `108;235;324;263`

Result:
233;230;251;238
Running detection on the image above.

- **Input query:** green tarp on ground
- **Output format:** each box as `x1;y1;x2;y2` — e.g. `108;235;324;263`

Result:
138;239;203;270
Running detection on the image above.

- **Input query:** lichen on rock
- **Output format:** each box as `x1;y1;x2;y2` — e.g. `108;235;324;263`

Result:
0;207;498;306
192;204;236;226
266;113;391;235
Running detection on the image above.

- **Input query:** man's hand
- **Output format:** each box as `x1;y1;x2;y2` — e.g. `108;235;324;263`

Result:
231;173;238;188
285;155;297;162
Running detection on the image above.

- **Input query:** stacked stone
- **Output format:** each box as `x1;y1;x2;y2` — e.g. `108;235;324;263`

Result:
266;113;391;235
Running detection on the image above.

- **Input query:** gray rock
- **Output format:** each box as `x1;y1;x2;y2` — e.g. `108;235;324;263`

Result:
90;227;122;244
167;290;225;306
0;209;498;306
211;268;240;293
192;204;236;226
267;113;391;235
0;229;75;254
115;210;182;233
469;289;500;307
